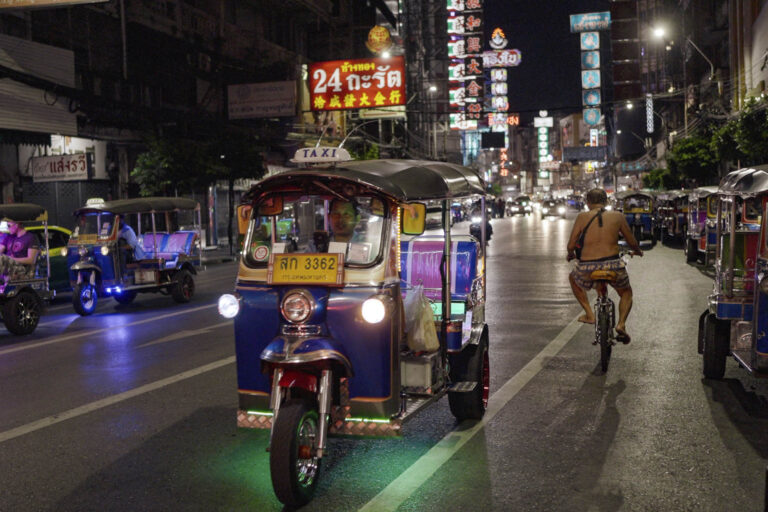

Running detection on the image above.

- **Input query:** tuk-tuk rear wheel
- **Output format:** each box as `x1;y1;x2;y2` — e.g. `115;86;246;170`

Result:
448;339;489;421
170;269;194;303
703;314;729;379
73;283;97;316
3;290;41;335
270;399;321;507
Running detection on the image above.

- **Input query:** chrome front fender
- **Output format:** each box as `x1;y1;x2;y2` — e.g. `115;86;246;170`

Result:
261;336;353;377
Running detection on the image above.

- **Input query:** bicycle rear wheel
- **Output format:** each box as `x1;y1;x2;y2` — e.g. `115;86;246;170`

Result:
598;307;612;372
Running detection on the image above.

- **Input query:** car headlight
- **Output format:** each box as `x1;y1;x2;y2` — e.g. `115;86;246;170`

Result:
542;208;549;214
281;290;314;323
558;206;566;214
471;216;481;223
605;205;612;211
362;297;386;323
100;245;110;256
61;247;68;257
218;294;241;319
78;246;88;257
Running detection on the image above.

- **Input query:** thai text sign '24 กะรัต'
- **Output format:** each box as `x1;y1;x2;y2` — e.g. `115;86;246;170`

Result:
309;57;405;111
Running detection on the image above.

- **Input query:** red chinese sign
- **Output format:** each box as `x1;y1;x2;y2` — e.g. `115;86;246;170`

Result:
309;56;405;111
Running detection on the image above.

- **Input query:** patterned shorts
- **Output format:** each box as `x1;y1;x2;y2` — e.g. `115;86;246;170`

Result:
0;254;33;281
571;257;630;291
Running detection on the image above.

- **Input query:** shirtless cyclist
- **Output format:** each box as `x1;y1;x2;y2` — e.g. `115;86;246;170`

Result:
566;188;643;343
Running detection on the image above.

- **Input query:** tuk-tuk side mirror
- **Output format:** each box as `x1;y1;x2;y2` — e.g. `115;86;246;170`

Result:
237;205;252;235
258;196;283;216
401;203;426;235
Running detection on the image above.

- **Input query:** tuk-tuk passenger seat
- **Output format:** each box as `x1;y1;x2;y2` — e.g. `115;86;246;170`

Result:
140;232;169;257
157;231;197;267
399;236;479;304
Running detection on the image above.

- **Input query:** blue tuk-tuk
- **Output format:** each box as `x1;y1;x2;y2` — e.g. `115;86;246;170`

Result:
66;197;202;315
699;166;768;378
218;149;490;506
615;190;656;245
684;186;719;264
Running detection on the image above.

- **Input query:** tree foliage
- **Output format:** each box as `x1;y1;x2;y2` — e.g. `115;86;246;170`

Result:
667;131;720;186
642;168;682;190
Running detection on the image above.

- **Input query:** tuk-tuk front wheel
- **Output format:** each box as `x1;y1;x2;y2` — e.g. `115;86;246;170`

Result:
703;314;730;379
73;282;97;316
171;269;195;303
270;399;321;507
448;339;489;421
3;290;41;335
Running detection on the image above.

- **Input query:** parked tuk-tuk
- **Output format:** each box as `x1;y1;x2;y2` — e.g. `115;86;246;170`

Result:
685;186;719;264
66;197;202;315
615;190;656;245
656;189;688;244
219;149;490;507
699;166;768;378
0;203;53;334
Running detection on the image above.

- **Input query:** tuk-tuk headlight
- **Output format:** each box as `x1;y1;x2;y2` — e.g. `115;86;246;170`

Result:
61;247;68;257
218;294;241;319
362;297;387;323
634;214;641;221
281;290;313;324
78;246;88;257
100;245;110;256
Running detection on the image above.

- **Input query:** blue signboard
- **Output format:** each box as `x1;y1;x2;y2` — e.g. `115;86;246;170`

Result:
583;89;601;106
570;12;611;33
581;51;600;69
583;108;601;126
580;32;599;50
581;70;601;89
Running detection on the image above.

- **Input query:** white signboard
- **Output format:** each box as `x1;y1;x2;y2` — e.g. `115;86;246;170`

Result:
228;81;296;119
30;153;90;182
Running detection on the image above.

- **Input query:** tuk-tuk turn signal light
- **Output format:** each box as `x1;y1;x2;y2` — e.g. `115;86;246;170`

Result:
61;247;68;257
218;294;241;318
78;246;88;257
100;246;110;256
281;290;313;323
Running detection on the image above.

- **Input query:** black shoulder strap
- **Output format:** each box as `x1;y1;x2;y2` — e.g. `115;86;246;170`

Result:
579;208;605;239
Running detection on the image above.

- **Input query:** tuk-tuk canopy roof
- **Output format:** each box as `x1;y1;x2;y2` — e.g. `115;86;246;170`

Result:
718;166;768;196
74;197;199;216
243;159;486;203
614;190;655;200
688;185;719;200
656;189;688;200
0;203;47;221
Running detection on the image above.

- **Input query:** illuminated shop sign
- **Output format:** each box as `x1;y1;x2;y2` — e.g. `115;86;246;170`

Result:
447;0;482;12
569;12;611;33
308;56;405;111
482;49;522;67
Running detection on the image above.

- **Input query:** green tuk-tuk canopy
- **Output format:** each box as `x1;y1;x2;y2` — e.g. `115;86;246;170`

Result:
74;197;199;216
718;166;768;196
243;159;486;203
0;203;47;222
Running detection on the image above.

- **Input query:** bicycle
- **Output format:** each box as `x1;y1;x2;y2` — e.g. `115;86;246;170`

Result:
590;251;634;372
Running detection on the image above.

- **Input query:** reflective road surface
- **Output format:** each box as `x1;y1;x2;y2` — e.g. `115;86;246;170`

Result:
1;212;767;511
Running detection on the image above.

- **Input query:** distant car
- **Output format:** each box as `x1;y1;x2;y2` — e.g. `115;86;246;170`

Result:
27;225;72;293
540;199;567;219
507;196;533;216
425;206;443;230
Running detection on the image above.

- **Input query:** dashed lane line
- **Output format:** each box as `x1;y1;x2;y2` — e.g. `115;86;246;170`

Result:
0;303;216;356
0;356;235;444
359;314;584;512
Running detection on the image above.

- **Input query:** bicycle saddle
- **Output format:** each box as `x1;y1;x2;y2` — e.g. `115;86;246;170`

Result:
590;270;618;281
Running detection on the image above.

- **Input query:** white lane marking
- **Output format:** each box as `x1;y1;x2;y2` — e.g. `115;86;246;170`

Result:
359;314;584;512
0;303;216;357
138;321;231;348
0;356;236;444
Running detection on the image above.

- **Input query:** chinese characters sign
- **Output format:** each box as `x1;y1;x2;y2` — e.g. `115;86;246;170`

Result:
308;57;405;111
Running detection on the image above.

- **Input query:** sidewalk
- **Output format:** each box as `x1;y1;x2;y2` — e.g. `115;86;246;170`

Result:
201;245;239;265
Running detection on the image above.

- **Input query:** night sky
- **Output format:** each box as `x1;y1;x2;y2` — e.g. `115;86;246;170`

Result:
484;0;611;123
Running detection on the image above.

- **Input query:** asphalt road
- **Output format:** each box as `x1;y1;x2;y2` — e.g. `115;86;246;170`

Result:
1;212;767;511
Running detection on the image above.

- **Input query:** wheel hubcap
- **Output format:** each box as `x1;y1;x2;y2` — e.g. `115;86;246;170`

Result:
296;415;319;487
17;296;39;329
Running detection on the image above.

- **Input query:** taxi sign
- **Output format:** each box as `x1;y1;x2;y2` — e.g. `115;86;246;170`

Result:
85;197;105;206
268;253;344;286
292;146;352;164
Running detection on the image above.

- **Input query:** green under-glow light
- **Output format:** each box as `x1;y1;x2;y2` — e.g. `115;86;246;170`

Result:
346;417;391;424
246;410;274;416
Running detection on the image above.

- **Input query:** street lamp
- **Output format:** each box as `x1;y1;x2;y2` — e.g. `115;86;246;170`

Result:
652;26;717;136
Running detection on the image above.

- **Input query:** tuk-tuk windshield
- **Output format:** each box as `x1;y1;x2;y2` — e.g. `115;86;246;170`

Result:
623;196;650;211
244;193;387;267
72;212;115;239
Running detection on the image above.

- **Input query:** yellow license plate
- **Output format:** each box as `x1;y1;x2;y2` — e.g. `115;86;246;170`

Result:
268;253;344;286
